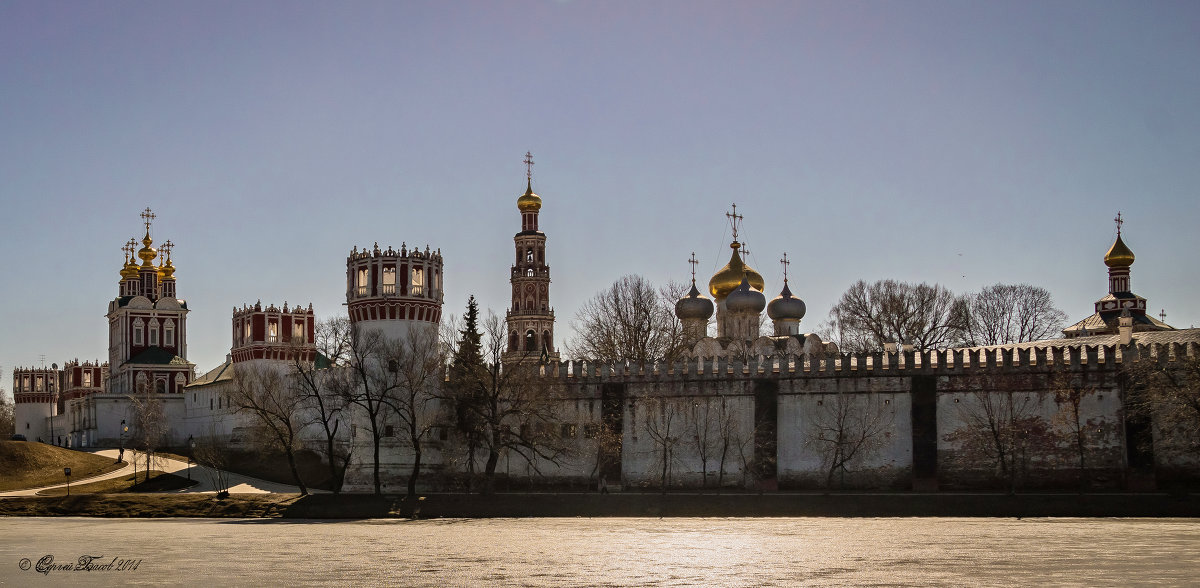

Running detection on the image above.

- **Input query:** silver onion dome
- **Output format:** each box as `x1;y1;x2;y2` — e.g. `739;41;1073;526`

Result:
675;282;715;320
725;275;766;313
767;282;806;321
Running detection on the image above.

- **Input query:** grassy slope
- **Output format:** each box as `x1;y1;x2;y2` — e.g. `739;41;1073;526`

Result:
0;441;125;491
35;470;197;496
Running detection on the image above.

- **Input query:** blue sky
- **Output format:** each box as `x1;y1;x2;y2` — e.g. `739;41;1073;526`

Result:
2;1;1198;382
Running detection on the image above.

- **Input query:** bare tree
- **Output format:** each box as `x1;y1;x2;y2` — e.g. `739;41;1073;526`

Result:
0;386;13;436
568;275;688;364
293;318;353;493
1050;371;1111;493
585;421;622;491
963;284;1069;346
944;384;1056;493
822;279;967;353
1124;353;1200;459
127;378;166;484
230;362;308;495
383;326;445;498
192;429;231;496
316;316;353;367
685;396;723;489
344;326;401;495
805;392;894;489
448;312;567;493
641;396;683;493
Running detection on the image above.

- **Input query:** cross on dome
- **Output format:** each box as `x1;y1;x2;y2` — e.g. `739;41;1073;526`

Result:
688;252;699;284
726;203;744;243
524;151;534;182
1114;211;1124;235
161;240;174;259
140;207;156;235
780;252;791;284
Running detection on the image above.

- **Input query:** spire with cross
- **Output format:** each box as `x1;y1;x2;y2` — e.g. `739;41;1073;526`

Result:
524;151;534;182
780;252;791;285
140;207;156;236
1114;211;1124;236
1160;309;1167;323
726;203;743;244
688;252;699;285
161;239;174;261
122;240;134;264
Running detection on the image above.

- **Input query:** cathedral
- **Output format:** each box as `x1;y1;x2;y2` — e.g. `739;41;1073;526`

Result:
11;158;1199;491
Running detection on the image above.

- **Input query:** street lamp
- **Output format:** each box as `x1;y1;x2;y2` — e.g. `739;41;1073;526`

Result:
49;363;57;446
187;435;195;482
119;419;127;463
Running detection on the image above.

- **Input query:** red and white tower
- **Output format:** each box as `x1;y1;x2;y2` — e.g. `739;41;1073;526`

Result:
346;242;444;342
231;301;317;364
504;152;559;364
106;208;194;397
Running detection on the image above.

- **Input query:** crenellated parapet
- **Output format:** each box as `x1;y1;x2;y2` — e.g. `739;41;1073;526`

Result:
231;301;316;363
346;242;444;331
531;339;1199;388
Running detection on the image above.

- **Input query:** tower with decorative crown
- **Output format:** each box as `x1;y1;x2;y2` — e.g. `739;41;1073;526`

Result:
345;242;444;343
504;152;559;364
1063;213;1175;338
106;208;194;398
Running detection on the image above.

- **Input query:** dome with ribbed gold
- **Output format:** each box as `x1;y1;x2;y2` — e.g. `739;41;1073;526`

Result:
517;180;542;212
137;233;158;267
708;242;764;300
1104;234;1135;268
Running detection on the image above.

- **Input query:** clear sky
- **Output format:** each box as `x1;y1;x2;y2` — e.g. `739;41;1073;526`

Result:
2;1;1198;384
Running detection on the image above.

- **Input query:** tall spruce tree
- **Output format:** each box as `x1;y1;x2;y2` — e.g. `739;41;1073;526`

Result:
447;296;487;484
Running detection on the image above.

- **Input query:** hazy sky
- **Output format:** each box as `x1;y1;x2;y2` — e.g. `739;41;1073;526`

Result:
2;1;1198;383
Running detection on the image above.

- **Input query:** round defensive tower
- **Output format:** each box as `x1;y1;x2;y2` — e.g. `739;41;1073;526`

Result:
346;242;444;342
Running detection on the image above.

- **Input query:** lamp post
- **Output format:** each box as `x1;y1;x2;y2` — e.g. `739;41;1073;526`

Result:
49;363;57;446
187;435;195;482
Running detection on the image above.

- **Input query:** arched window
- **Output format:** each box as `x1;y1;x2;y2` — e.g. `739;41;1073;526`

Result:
411;267;424;296
526;269;534;277
133;318;145;346
164;319;175;347
526;249;534;263
149;321;159;346
382;266;397;295
509;331;518;351
525;330;536;352
543;330;552;352
356;267;369;296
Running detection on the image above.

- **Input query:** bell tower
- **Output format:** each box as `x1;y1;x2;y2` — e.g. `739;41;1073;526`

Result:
504;152;558;364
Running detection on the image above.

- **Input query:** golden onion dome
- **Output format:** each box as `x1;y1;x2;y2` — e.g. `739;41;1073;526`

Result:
1104;234;1135;268
137;233;158;267
120;259;139;280
161;257;176;280
517;180;542;212
708;242;764;300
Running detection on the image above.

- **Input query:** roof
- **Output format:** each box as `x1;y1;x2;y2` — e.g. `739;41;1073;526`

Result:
1062;310;1173;336
186;357;234;388
963;328;1200;353
124;346;192;366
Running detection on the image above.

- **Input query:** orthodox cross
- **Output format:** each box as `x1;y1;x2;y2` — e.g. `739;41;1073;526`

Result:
161;240;174;261
140;207;156;235
726;203;743;242
1160;309;1167;323
523;151;534;181
688;252;699;283
122;240;134;263
780;252;791;284
1114;211;1123;235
